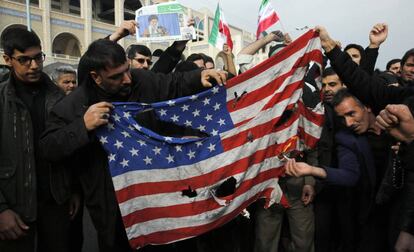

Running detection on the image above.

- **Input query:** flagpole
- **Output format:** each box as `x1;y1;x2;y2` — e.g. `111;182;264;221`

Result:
25;0;32;31
278;19;288;34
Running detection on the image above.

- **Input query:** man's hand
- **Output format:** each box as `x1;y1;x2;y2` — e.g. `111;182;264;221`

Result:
109;20;138;42
222;44;232;56
395;231;414;252
301;185;315;206
283;33;293;45
83;102;114;131
369;23;388;48
201;69;227;87
285;159;314;177
376;104;414;143
315;26;337;53
69;193;81;221
0;209;29;240
264;30;284;43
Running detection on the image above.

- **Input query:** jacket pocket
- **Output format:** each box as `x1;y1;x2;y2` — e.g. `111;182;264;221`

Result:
0;158;17;205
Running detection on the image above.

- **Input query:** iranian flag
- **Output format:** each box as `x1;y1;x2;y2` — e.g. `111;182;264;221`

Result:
209;3;233;50
256;0;279;39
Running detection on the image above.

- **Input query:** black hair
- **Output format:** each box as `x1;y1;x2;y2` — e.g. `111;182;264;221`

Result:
199;53;214;64
152;49;164;57
77;39;126;85
321;67;337;78
401;49;414;67
126;44;152;58
175;61;199;72
331;89;364;109
1;26;41;56
268;44;286;58
386;58;401;70
148;15;158;22
186;53;204;63
344;43;366;65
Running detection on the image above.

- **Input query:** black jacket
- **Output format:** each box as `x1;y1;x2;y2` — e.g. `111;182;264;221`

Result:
39;68;205;248
0;73;68;222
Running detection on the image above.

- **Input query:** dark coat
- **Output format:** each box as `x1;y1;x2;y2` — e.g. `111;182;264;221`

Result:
326;129;376;223
0;73;67;222
39;68;205;248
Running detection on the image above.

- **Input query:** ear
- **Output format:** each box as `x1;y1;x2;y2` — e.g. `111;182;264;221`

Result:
90;71;102;85
3;54;12;67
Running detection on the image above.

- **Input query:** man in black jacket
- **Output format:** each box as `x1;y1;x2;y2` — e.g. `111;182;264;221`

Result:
39;38;226;252
0;27;76;251
316;24;414;252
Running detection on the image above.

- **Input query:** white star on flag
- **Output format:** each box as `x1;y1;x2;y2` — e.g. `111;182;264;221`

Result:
207;143;216;152
143;156;152;165
129;148;139;156
153;146;162;155
123;112;131;119
114;140;124;149
192;109;200;117
187;150;196;159
166;154;175;163
159;109;167;116
99;136;108;144
120;159;129;168
108;153;116;162
121;131;131;138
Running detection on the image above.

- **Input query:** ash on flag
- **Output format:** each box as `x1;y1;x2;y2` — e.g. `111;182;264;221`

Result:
96;30;324;250
256;0;280;39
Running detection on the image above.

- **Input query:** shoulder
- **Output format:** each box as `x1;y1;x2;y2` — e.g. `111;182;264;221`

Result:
52;85;88;116
335;129;358;146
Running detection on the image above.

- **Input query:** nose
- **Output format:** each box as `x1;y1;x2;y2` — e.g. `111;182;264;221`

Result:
122;71;132;85
143;60;149;69
29;58;40;69
345;117;354;128
69;82;77;89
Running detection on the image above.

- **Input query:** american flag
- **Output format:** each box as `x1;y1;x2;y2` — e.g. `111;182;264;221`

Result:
96;30;324;249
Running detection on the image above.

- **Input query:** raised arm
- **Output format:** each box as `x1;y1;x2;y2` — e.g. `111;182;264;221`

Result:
316;25;414;113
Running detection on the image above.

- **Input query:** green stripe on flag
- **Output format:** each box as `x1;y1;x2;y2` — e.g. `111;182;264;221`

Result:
208;4;221;46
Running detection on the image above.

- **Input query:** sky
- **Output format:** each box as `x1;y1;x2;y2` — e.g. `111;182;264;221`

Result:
177;0;414;70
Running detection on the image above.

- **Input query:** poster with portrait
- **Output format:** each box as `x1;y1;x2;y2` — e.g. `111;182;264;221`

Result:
135;2;196;42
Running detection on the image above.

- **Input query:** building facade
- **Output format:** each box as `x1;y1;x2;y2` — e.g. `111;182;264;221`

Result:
0;0;266;68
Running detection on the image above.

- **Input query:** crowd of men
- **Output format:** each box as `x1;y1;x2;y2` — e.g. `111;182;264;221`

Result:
1;17;414;252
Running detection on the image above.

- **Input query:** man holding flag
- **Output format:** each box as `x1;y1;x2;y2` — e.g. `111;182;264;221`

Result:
39;38;226;252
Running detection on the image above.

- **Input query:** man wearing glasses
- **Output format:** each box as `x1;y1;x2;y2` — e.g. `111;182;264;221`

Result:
0;27;75;251
126;44;153;70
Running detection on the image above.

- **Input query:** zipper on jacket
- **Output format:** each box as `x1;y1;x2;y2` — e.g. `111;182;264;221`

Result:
13;112;17;138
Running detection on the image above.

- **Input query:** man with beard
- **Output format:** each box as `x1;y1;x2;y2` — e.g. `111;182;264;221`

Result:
39;38;226;252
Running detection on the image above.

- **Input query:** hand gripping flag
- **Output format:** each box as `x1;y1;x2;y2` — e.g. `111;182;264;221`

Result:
96;30;324;250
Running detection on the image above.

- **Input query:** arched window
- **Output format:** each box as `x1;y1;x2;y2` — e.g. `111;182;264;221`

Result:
52;33;81;57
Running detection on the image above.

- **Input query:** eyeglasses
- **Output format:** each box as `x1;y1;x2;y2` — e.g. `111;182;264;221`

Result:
132;58;152;66
11;52;46;66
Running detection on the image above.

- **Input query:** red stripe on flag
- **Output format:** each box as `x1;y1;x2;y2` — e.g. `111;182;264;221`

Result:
121;168;284;228
128;188;275;249
226;30;319;88
115;135;294;204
